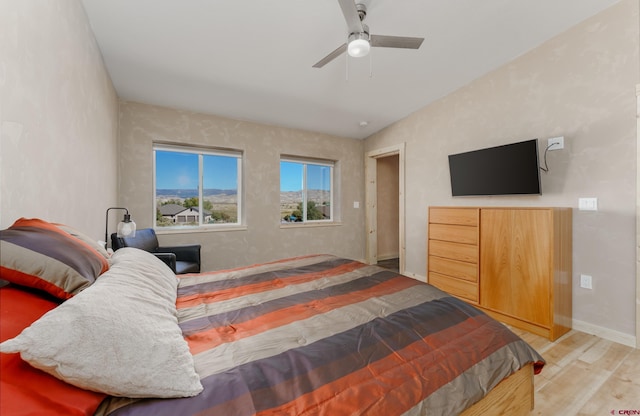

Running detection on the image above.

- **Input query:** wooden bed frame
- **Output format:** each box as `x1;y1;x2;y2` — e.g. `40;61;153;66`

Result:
462;363;534;416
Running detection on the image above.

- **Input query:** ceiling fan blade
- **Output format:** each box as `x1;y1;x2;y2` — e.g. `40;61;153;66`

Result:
312;43;347;68
371;35;424;49
338;0;363;35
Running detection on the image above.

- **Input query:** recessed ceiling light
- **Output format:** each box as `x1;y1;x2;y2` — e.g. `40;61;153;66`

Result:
359;121;369;127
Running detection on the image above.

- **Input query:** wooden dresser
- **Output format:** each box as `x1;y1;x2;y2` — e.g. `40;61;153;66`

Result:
428;206;572;341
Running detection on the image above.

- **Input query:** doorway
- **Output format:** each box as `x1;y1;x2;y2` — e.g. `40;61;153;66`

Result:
376;155;400;271
365;144;406;274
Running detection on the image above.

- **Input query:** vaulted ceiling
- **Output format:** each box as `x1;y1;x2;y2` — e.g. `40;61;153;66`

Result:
82;0;621;139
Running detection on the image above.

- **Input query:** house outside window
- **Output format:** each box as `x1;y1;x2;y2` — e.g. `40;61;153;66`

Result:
280;157;333;223
154;144;242;229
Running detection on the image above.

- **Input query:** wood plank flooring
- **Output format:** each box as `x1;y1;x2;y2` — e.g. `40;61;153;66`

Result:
377;258;399;273
508;328;640;415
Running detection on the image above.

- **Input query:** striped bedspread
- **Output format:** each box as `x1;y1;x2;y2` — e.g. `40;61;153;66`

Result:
99;254;544;416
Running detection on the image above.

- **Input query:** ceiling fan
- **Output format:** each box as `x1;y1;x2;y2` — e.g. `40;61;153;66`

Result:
312;0;425;68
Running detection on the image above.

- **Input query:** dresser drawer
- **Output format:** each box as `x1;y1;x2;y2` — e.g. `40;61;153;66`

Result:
429;223;478;245
428;256;477;282
430;207;478;226
429;272;479;302
429;239;478;264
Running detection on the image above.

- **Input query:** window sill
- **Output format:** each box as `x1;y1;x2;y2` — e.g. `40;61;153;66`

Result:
155;225;248;235
279;222;342;229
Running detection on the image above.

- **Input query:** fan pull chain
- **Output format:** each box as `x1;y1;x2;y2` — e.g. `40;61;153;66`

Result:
345;54;349;81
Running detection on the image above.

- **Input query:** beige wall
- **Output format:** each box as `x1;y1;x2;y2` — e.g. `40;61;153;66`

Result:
365;0;639;340
376;155;400;259
0;0;119;238
118;101;365;271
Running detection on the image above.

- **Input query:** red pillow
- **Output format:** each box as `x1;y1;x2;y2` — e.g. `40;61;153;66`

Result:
0;285;106;415
0;218;109;300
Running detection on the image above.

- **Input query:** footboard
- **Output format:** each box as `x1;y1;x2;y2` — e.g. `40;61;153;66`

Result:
461;363;534;416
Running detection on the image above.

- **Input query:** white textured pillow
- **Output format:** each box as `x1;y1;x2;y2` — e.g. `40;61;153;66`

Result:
0;247;203;398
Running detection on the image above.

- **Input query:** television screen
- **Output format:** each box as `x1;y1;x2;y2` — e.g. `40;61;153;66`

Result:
448;139;541;196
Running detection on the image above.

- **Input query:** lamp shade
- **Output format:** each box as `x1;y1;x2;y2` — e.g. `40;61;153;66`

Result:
117;214;136;238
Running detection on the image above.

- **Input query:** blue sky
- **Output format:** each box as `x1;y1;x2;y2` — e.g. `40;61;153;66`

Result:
280;162;330;192
156;151;238;190
280;162;302;191
156;151;330;191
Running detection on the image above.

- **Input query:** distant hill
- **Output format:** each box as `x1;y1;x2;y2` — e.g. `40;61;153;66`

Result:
280;190;330;204
156;189;329;205
156;189;237;198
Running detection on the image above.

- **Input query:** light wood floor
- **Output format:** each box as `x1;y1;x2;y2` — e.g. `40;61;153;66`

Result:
377;257;400;273
508;328;640;415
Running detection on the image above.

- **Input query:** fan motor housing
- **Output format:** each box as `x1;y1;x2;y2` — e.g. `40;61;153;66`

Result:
348;26;369;43
356;3;367;21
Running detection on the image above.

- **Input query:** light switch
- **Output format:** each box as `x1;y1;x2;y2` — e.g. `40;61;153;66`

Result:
580;274;593;289
353;201;360;209
578;198;598;211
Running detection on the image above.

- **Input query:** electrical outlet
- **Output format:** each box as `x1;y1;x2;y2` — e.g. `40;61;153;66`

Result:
580;274;593;289
548;136;564;150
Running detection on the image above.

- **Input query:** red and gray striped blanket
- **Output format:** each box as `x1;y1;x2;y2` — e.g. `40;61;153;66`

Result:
99;254;544;416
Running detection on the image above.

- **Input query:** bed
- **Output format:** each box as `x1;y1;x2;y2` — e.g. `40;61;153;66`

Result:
0;218;544;416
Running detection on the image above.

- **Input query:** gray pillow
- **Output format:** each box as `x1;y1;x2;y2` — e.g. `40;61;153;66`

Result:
0;248;203;398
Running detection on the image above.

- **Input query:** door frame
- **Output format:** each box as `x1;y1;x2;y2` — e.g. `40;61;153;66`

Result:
635;84;640;349
365;143;406;274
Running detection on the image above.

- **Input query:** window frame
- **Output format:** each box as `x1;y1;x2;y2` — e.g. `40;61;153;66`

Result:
153;143;243;231
280;156;335;225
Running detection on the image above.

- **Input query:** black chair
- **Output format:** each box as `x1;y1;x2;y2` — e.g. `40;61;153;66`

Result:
111;228;201;274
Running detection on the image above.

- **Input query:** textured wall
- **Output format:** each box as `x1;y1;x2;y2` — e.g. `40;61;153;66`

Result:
0;0;119;238
118;101;365;271
365;0;639;338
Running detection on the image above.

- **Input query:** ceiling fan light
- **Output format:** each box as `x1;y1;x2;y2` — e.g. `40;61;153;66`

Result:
348;39;370;57
347;32;370;58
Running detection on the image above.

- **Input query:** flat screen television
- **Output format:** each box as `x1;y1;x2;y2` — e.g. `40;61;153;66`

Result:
448;139;541;196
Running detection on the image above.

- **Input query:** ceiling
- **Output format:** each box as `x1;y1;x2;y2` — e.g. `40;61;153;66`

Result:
81;0;620;139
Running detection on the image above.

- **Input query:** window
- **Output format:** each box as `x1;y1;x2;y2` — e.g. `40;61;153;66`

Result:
280;157;333;223
154;144;242;229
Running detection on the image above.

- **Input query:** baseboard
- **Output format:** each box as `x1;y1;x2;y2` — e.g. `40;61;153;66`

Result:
402;271;426;282
572;319;637;348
